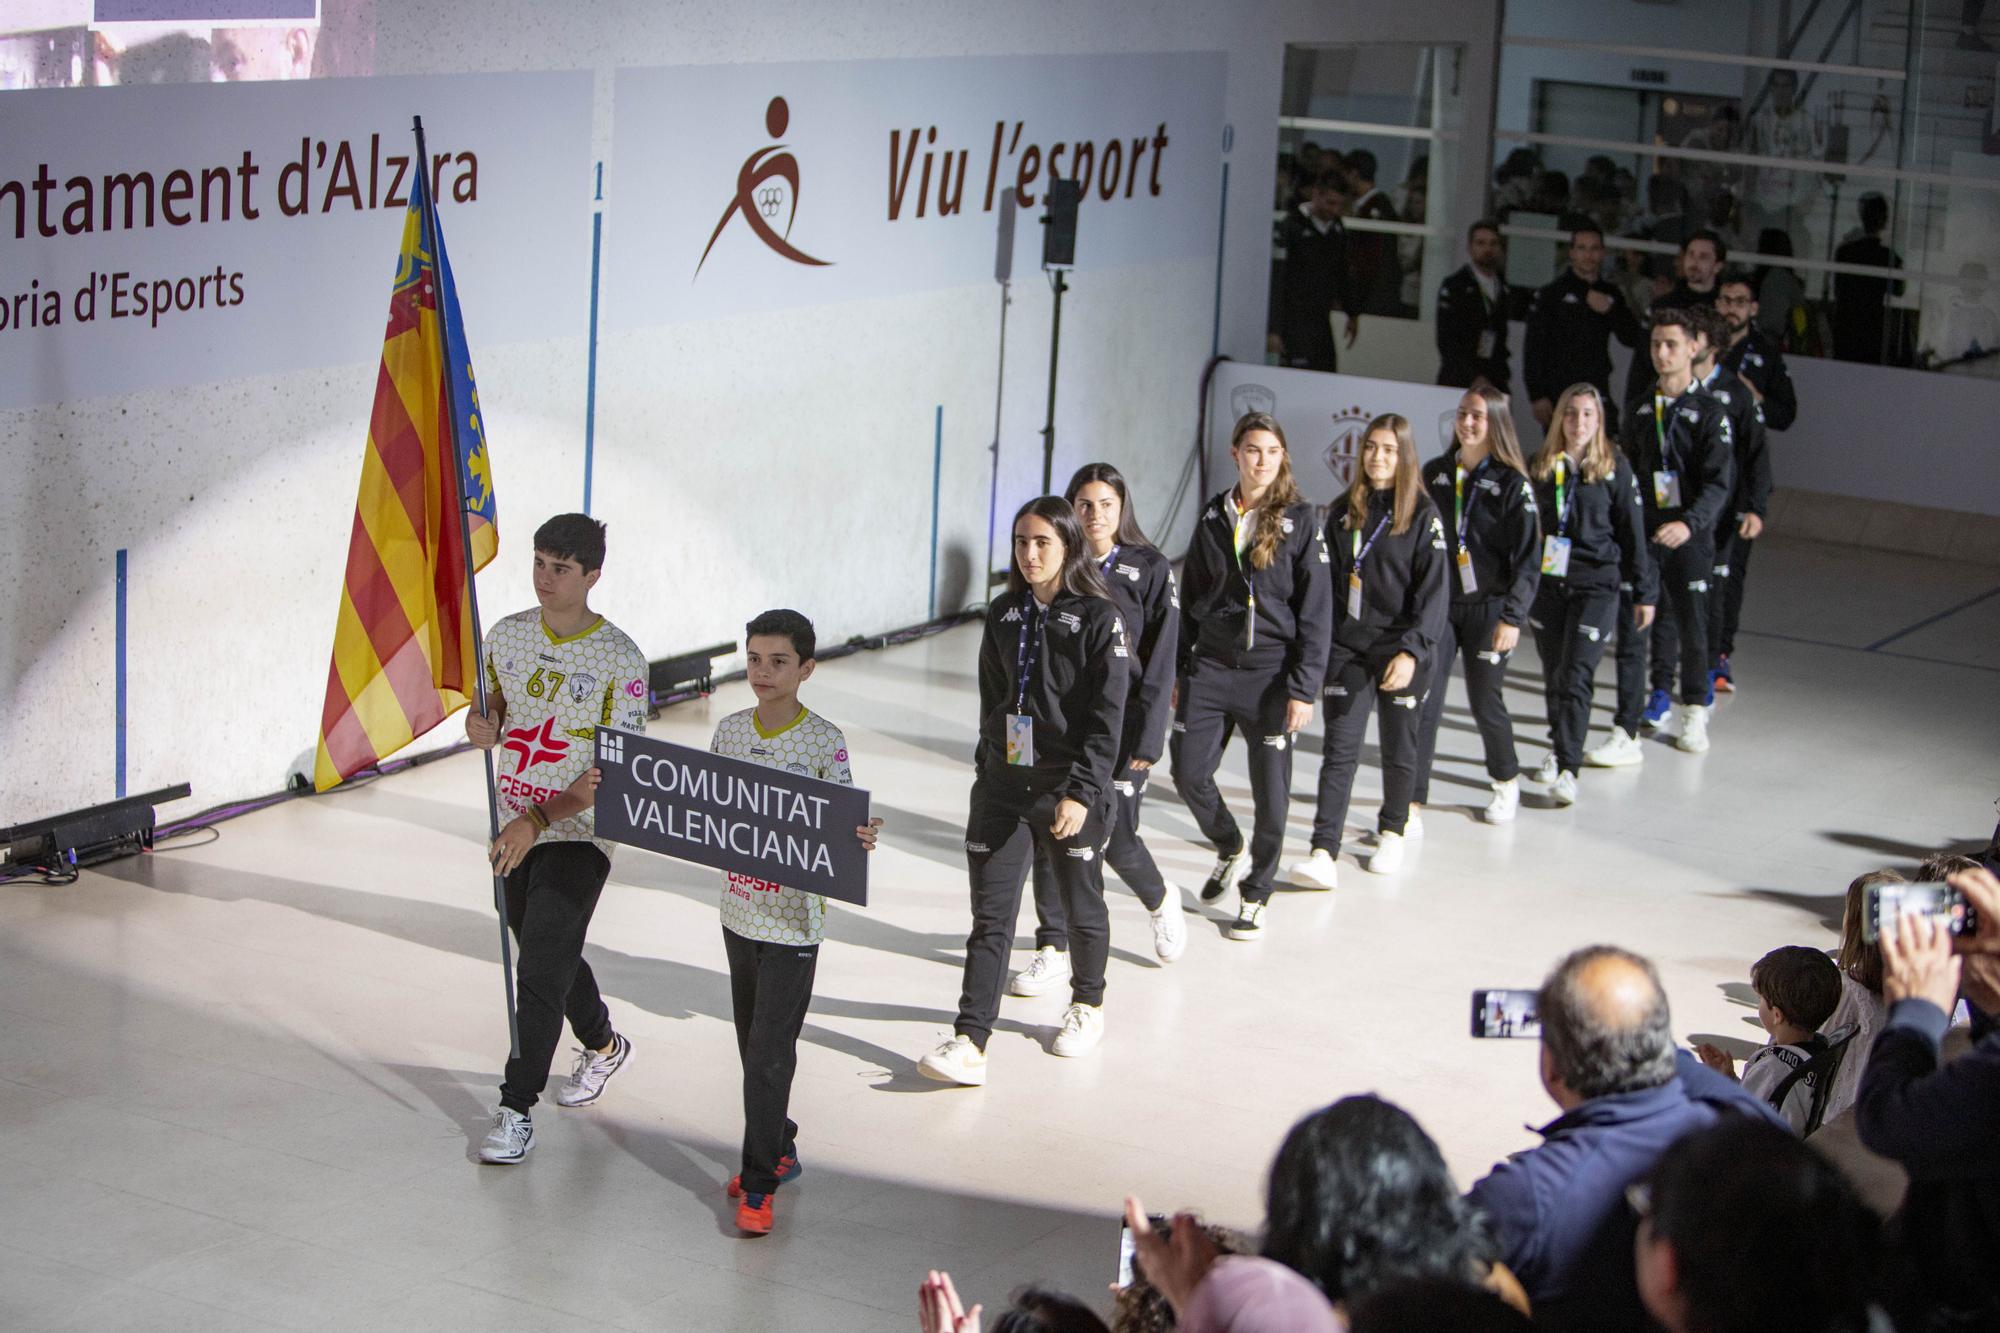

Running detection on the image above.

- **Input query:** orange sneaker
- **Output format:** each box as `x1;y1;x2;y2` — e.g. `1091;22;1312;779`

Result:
726;1152;801;1198
736;1191;774;1235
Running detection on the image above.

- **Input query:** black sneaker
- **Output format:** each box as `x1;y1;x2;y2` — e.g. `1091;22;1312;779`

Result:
1200;849;1247;903
1227;900;1267;941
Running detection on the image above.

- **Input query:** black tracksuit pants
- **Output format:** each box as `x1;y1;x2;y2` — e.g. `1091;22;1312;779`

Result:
722;926;817;1197
955;774;1110;1050
1311;658;1424;855
1612;587;1648;736
499;842;616;1115
1031;759;1167;949
1170;657;1296;905
1717;532;1755;660
1412;599;1521;804
1529;582;1621;773
1647;534;1717;704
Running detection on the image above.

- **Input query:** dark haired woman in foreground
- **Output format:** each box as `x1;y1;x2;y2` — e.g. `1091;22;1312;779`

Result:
920;496;1128;1087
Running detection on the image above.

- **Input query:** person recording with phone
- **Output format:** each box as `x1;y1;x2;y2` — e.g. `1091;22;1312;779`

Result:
1409;385;1540;828
1173;413;1333;942
1526;384;1656;796
1858;866;2000;1331
1014;464;1185;999
1291;415;1446;887
918;497;1128;1087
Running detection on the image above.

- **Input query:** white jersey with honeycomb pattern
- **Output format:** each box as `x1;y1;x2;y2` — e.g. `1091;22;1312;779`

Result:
483;609;649;856
709;706;854;946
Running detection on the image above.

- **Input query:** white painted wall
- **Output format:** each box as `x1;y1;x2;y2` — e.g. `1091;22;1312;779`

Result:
0;0;1500;824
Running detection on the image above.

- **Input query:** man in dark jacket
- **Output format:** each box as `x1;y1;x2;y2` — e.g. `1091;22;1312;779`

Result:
1715;268;1798;431
1273;171;1360;372
1696;294;1775;692
1344;149;1404;316
1436;219;1513;391
1859;866;2000;1332
1623;230;1727;420
1523;224;1640;433
1467;945;1786;1333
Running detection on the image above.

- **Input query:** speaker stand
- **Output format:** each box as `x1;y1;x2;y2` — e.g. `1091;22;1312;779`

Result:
1038;266;1068;494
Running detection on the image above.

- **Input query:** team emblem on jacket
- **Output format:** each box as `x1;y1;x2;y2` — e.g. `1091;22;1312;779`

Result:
1055;610;1082;633
1115;563;1141;582
1281;516;1294;534
1429;517;1447;548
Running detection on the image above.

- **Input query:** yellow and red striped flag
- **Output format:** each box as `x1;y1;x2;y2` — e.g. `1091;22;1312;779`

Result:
313;158;497;791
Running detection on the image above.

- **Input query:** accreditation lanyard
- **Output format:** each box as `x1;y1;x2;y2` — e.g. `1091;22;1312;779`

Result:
1229;501;1258;649
1097;544;1122;579
1346;513;1391;618
1006;600;1047;766
1552;457;1573;537
1542;458;1575;579
1651;394;1684;510
1452;459;1485;594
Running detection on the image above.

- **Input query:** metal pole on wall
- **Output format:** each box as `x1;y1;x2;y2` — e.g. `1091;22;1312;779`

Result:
413;114;520;1059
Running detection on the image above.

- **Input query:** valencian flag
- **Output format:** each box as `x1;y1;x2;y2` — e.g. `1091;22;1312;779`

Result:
312;156;497;791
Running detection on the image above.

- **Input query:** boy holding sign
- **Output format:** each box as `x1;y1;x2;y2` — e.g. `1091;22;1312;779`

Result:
710;609;881;1236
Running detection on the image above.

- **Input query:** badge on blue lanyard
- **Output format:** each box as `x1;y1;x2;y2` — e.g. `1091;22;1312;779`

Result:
1006;601;1044;766
1348;513;1391;619
1542;457;1573;578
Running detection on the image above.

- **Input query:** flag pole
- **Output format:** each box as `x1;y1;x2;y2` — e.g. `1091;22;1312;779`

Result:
413;115;520;1059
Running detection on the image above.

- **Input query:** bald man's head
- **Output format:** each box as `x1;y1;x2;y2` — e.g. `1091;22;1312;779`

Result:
1538;946;1676;1102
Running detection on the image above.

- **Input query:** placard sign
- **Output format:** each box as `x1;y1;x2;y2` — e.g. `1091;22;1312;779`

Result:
592;728;871;905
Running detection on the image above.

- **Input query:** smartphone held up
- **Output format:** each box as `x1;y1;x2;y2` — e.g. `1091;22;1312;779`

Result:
1471;988;1541;1039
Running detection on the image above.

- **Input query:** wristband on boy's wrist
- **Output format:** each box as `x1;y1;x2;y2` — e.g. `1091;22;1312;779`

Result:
525;803;550;831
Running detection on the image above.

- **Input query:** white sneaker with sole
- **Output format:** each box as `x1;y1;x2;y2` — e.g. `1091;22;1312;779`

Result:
1369;831;1406;875
1287;848;1341;891
1534;754;1560;785
918;1035;987;1086
1484;777;1520;824
1149;895;1187;963
1200;850;1247;904
1403;810;1426;839
1584;728;1644;767
554;1032;631;1108
1675;703;1710;753
1227;900;1267;940
1551;770;1579;806
1008;945;1072;997
477;1107;534;1164
1051;1003;1104;1058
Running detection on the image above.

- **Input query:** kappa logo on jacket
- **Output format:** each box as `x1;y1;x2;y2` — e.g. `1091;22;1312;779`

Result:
1000;607;1023;623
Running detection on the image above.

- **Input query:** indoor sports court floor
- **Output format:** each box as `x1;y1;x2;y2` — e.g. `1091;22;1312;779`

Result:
3;535;1997;1332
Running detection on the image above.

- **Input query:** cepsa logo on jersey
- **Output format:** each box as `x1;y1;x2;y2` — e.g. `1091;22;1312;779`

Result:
502;717;570;775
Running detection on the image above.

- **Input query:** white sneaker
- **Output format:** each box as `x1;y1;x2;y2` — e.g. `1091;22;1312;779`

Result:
1551;771;1579;806
1584;728;1644;768
1199;849;1247;904
1484;778;1520;825
1534;754;1560;785
554;1032;631;1108
1675;704;1710;753
1369;832;1406;875
918;1035;987;1086
1051;1003;1104;1058
1226;900;1267;941
1403;810;1426;840
1149;895;1187;963
1008;945;1072;997
1287;848;1340;891
477;1107;534;1164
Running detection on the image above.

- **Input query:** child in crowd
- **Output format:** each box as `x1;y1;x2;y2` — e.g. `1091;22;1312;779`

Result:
711;609;881;1236
1695;945;1843;1132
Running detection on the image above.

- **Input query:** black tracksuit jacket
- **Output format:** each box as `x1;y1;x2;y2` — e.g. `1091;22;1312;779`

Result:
1698;367;1773;539
1435;264;1513;389
1531;454;1659;602
1626;385;1735;536
1325;490;1450;678
976;588;1128;807
1179;493;1334;704
1095;542;1178;766
1719;327;1797;431
1523;269;1641;404
1422;451;1543;626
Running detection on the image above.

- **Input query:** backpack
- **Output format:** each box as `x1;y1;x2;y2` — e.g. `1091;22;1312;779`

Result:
1766;1024;1859;1135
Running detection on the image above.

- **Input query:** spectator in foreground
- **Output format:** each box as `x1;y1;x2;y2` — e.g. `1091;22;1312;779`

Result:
1349;1277;1536;1333
1122;1200;1342;1333
1113;1222;1241;1333
919;1272;1109;1333
1692;945;1843;1132
1858;866;2000;1330
1633;1117;1881;1333
1466;945;1782;1331
1820;868;1906;1124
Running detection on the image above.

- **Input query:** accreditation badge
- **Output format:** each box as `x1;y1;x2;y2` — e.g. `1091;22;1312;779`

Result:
1005;713;1035;766
1346;573;1364;619
1456;546;1479;594
1475;330;1497;359
1653;470;1682;509
1541;534;1573;578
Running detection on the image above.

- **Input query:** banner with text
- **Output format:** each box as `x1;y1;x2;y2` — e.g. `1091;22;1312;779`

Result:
1207;363;1467;509
601;51;1226;327
593;729;872;906
0;70;591;409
